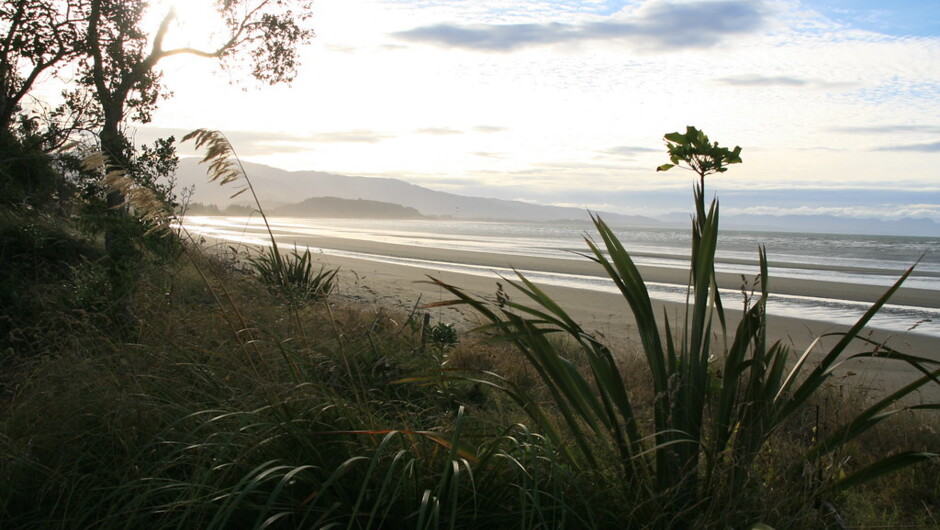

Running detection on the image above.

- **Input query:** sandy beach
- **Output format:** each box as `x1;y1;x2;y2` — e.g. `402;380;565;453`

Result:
200;229;940;400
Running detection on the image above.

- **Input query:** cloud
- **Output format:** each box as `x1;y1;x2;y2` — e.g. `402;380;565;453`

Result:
133;127;312;156
133;127;394;157
473;125;508;133
408;177;482;188
717;75;808;87
832;125;940;135
393;1;767;52
472;151;505;159
598;145;660;158
324;44;359;54
307;130;393;143
413;126;508;135
874;141;940;153
547;200;622;211
415;127;463;135
716;75;858;89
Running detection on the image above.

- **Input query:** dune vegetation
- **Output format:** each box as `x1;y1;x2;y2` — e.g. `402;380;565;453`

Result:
1;2;937;526
1;124;938;529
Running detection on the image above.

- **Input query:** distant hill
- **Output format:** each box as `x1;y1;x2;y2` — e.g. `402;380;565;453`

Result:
175;159;938;236
272;197;425;219
176;158;662;225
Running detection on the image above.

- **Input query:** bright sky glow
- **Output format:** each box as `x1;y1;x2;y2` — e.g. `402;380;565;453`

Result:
135;0;940;223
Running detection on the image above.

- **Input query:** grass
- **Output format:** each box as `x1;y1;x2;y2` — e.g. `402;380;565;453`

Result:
1;225;937;528
0;242;597;528
0;128;937;528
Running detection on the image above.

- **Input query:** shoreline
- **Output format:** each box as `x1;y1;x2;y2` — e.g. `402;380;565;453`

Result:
259;231;938;309
191;229;940;399
314;249;940;401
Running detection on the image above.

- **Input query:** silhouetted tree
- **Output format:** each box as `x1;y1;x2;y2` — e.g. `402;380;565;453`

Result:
78;0;313;327
0;0;85;135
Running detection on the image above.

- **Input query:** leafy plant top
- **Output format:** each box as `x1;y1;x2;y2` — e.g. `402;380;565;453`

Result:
656;125;743;183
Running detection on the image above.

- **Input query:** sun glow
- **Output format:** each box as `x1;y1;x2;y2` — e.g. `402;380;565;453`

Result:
147;0;226;52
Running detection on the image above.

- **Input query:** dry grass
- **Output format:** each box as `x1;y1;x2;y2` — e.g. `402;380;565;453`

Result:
2;234;937;528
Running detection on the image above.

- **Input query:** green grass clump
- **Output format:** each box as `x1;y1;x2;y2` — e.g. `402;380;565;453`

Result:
249;244;339;304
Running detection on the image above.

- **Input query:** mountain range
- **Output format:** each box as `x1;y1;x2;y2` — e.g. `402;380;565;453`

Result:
176;158;661;225
176;158;939;236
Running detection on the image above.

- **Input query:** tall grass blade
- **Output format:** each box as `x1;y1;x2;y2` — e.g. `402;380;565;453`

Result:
820;451;938;495
776;264;918;420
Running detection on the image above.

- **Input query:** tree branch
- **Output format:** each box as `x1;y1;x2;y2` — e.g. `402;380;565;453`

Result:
87;0;112;109
156;47;225;59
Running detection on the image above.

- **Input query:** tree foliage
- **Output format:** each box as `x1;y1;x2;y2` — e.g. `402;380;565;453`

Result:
78;0;314;243
81;0;314;133
656;125;743;187
0;0;85;134
2;0;315;164
0;0;315;331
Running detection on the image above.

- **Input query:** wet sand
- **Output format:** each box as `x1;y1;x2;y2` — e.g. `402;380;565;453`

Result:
277;232;938;308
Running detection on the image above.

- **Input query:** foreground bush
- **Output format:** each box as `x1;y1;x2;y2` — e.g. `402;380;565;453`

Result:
433;127;940;528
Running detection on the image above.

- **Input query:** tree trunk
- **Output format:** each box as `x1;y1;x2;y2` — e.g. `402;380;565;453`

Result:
99;109;138;333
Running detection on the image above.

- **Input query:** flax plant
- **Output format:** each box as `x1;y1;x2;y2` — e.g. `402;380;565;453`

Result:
181;129;341;361
249;245;338;305
432;127;940;525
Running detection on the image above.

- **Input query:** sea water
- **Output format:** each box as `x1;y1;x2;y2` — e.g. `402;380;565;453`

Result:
181;216;940;337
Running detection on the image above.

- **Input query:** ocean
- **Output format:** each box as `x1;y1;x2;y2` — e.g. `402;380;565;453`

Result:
180;216;940;338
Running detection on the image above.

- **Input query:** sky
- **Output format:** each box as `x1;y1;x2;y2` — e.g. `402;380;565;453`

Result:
132;0;940;224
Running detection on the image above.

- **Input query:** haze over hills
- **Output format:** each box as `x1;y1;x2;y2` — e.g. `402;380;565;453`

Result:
176;158;661;225
177;158;939;236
